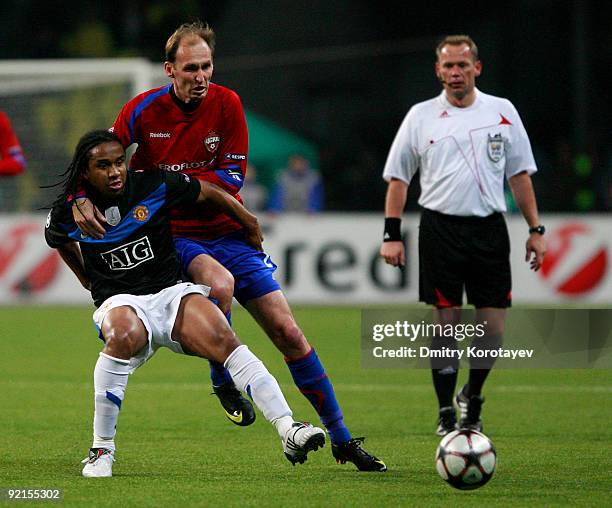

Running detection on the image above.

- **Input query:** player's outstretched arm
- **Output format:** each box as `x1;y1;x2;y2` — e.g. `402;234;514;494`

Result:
56;241;91;290
197;181;263;251
508;171;546;271
380;178;408;267
72;198;107;239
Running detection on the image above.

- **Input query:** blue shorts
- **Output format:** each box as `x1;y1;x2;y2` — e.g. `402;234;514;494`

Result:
174;231;280;305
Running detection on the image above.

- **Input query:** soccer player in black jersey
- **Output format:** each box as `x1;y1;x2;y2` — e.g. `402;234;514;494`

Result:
45;130;325;477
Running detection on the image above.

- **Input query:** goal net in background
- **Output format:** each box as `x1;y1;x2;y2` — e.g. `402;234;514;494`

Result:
0;59;156;212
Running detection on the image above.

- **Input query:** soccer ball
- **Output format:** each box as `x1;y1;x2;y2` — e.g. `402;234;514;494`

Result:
435;429;496;490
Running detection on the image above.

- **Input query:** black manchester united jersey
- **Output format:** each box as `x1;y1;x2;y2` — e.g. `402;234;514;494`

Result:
45;170;201;307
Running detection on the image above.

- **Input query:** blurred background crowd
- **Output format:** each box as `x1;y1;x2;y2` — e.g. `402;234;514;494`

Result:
1;0;611;214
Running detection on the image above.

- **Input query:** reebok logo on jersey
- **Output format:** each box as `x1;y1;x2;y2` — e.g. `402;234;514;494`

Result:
100;236;154;270
150;132;171;138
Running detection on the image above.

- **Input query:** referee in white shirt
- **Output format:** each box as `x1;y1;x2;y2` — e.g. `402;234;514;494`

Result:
379;35;546;436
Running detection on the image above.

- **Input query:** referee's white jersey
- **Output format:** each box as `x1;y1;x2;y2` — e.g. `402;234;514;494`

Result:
382;88;537;217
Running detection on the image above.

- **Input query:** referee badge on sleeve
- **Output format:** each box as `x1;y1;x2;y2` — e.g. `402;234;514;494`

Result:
487;133;505;162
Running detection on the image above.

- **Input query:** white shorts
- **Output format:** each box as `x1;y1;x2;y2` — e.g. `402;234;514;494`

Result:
92;282;211;373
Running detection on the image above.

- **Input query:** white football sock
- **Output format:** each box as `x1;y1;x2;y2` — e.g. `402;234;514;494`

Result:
224;345;293;436
91;352;130;452
272;415;295;438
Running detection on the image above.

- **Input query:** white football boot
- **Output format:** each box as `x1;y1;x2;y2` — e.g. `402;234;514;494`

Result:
81;448;115;477
282;422;325;465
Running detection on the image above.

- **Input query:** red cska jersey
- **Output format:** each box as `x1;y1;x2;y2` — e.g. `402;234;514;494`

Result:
111;82;248;240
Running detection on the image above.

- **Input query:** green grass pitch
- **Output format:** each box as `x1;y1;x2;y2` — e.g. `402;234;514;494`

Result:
1;306;610;507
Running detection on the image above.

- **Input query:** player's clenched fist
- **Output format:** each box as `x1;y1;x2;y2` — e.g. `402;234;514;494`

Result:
380;241;405;267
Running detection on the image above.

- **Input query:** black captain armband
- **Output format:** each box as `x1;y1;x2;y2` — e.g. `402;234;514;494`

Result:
383;217;402;242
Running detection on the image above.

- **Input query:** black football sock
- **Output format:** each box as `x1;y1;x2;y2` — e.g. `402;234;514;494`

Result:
430;335;459;409
466;368;491;397
432;367;458;409
466;332;501;397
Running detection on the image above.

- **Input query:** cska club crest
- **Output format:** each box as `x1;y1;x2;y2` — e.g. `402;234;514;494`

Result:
204;130;221;153
487;133;505;162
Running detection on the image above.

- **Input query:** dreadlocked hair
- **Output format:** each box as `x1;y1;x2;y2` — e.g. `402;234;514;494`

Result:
51;129;122;198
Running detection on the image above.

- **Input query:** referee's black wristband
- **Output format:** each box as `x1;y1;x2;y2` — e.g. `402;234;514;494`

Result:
383;217;402;242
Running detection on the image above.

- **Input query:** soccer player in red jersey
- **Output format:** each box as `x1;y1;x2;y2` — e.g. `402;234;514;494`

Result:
72;21;385;471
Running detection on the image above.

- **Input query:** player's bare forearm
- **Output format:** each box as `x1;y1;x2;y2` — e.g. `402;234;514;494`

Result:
508;171;546;271
385;178;409;218
56;242;91;290
508;171;540;227
197;181;263;250
380;178;409;267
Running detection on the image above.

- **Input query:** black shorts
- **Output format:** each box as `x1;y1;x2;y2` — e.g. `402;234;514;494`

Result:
419;208;511;308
